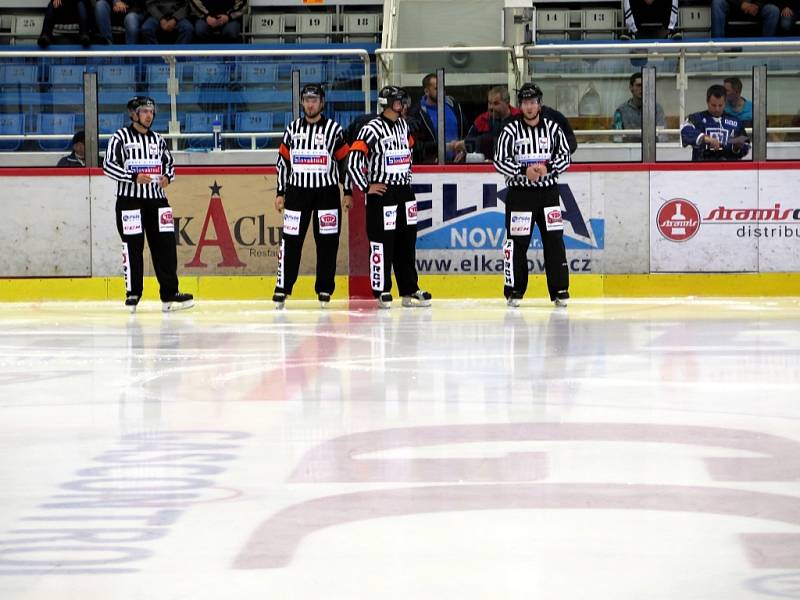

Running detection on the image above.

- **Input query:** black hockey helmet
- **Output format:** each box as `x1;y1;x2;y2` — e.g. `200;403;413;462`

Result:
300;83;325;100
517;83;543;104
378;85;410;109
127;96;156;117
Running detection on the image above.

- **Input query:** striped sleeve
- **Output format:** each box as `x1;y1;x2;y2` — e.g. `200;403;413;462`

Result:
493;124;521;178
103;132;132;183
347;124;373;193
161;134;175;182
548;122;570;176
332;126;353;195
276;126;292;196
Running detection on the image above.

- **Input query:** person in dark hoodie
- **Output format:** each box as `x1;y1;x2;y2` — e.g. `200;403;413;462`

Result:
191;0;246;42
407;72;466;164
57;131;86;167
141;0;194;44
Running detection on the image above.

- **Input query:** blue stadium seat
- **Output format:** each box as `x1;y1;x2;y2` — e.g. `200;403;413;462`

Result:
49;64;87;86
145;62;186;86
98;64;137;86
334;111;362;131
191;63;230;85
3;64;38;86
36;112;75;152
0;113;24;152
99;112;124;149
234;112;274;149
291;63;326;83
184;112;221;149
238;63;279;86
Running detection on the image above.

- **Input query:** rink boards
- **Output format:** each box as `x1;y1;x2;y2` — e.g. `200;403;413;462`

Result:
1;163;799;300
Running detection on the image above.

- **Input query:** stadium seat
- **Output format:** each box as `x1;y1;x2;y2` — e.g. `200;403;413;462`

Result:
184;112;222;149
3;64;38;86
98;64;137;86
99;112;124;149
145;62;186;86
535;8;570;41
192;63;230;85
238;63;279;86
10;14;43;44
234;112;274;149
582;8;618;40
0;113;24;151
291;63;326;83
49;64;87;86
296;13;333;43
248;13;284;43
343;13;381;43
36;112;76;152
679;6;712;38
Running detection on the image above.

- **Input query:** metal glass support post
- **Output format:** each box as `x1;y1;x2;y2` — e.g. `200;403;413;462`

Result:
642;66;656;163
436;67;445;166
752;64;767;162
82;71;98;168
292;70;301;121
166;56;180;152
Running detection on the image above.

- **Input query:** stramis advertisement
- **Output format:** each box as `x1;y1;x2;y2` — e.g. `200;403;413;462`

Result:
140;174;350;276
651;169;800;273
412;172;604;274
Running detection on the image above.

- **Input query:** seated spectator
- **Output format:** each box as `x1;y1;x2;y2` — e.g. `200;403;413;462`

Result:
620;0;681;40
37;0;93;48
613;72;667;142
680;84;750;161
95;0;144;44
57;131;85;167
711;0;790;37
142;0;193;44
407;73;466;164
453;85;576;161
191;0;246;43
723;77;753;127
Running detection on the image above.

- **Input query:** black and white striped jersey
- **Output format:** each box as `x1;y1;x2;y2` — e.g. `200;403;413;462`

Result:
103;125;175;200
347;114;414;192
494;115;570;188
276;115;352;196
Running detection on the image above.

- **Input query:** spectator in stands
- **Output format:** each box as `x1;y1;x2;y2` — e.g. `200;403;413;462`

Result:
191;0;246;42
453;85;576;161
613;72;667;142
408;73;466;164
57;131;85;167
142;0;194;44
723;77;753;127
681;84;750;161
37;0;93;48
95;0;145;44
620;0;681;40
711;0;788;37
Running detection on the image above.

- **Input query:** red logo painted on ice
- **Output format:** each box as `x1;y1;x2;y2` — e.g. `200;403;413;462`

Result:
657;198;701;242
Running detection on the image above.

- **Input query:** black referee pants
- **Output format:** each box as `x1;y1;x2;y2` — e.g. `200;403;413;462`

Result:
115;196;179;302
504;185;569;301
365;185;419;297
275;185;342;296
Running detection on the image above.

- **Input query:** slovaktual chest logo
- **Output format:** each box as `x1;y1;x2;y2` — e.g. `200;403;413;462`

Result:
292;154;327;166
657;198;700;242
386;154;411;167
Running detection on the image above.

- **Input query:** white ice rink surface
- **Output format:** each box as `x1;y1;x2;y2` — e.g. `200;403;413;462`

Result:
1;298;800;600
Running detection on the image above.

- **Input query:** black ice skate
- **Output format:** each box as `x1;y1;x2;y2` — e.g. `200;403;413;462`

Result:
377;292;392;309
318;292;331;308
554;290;569;308
125;295;140;314
401;290;432;307
273;292;286;310
506;292;523;308
162;292;194;313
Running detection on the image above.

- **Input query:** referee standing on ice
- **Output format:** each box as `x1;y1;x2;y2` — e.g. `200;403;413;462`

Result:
347;85;431;309
103;96;194;313
494;83;571;308
273;83;352;309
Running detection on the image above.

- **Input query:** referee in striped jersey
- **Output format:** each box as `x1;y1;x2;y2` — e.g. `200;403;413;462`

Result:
103;96;194;313
347;86;431;309
273;83;352;309
494;83;571;308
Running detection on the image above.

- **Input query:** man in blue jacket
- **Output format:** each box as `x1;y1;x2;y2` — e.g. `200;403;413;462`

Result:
680;84;750;161
407;72;466;164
